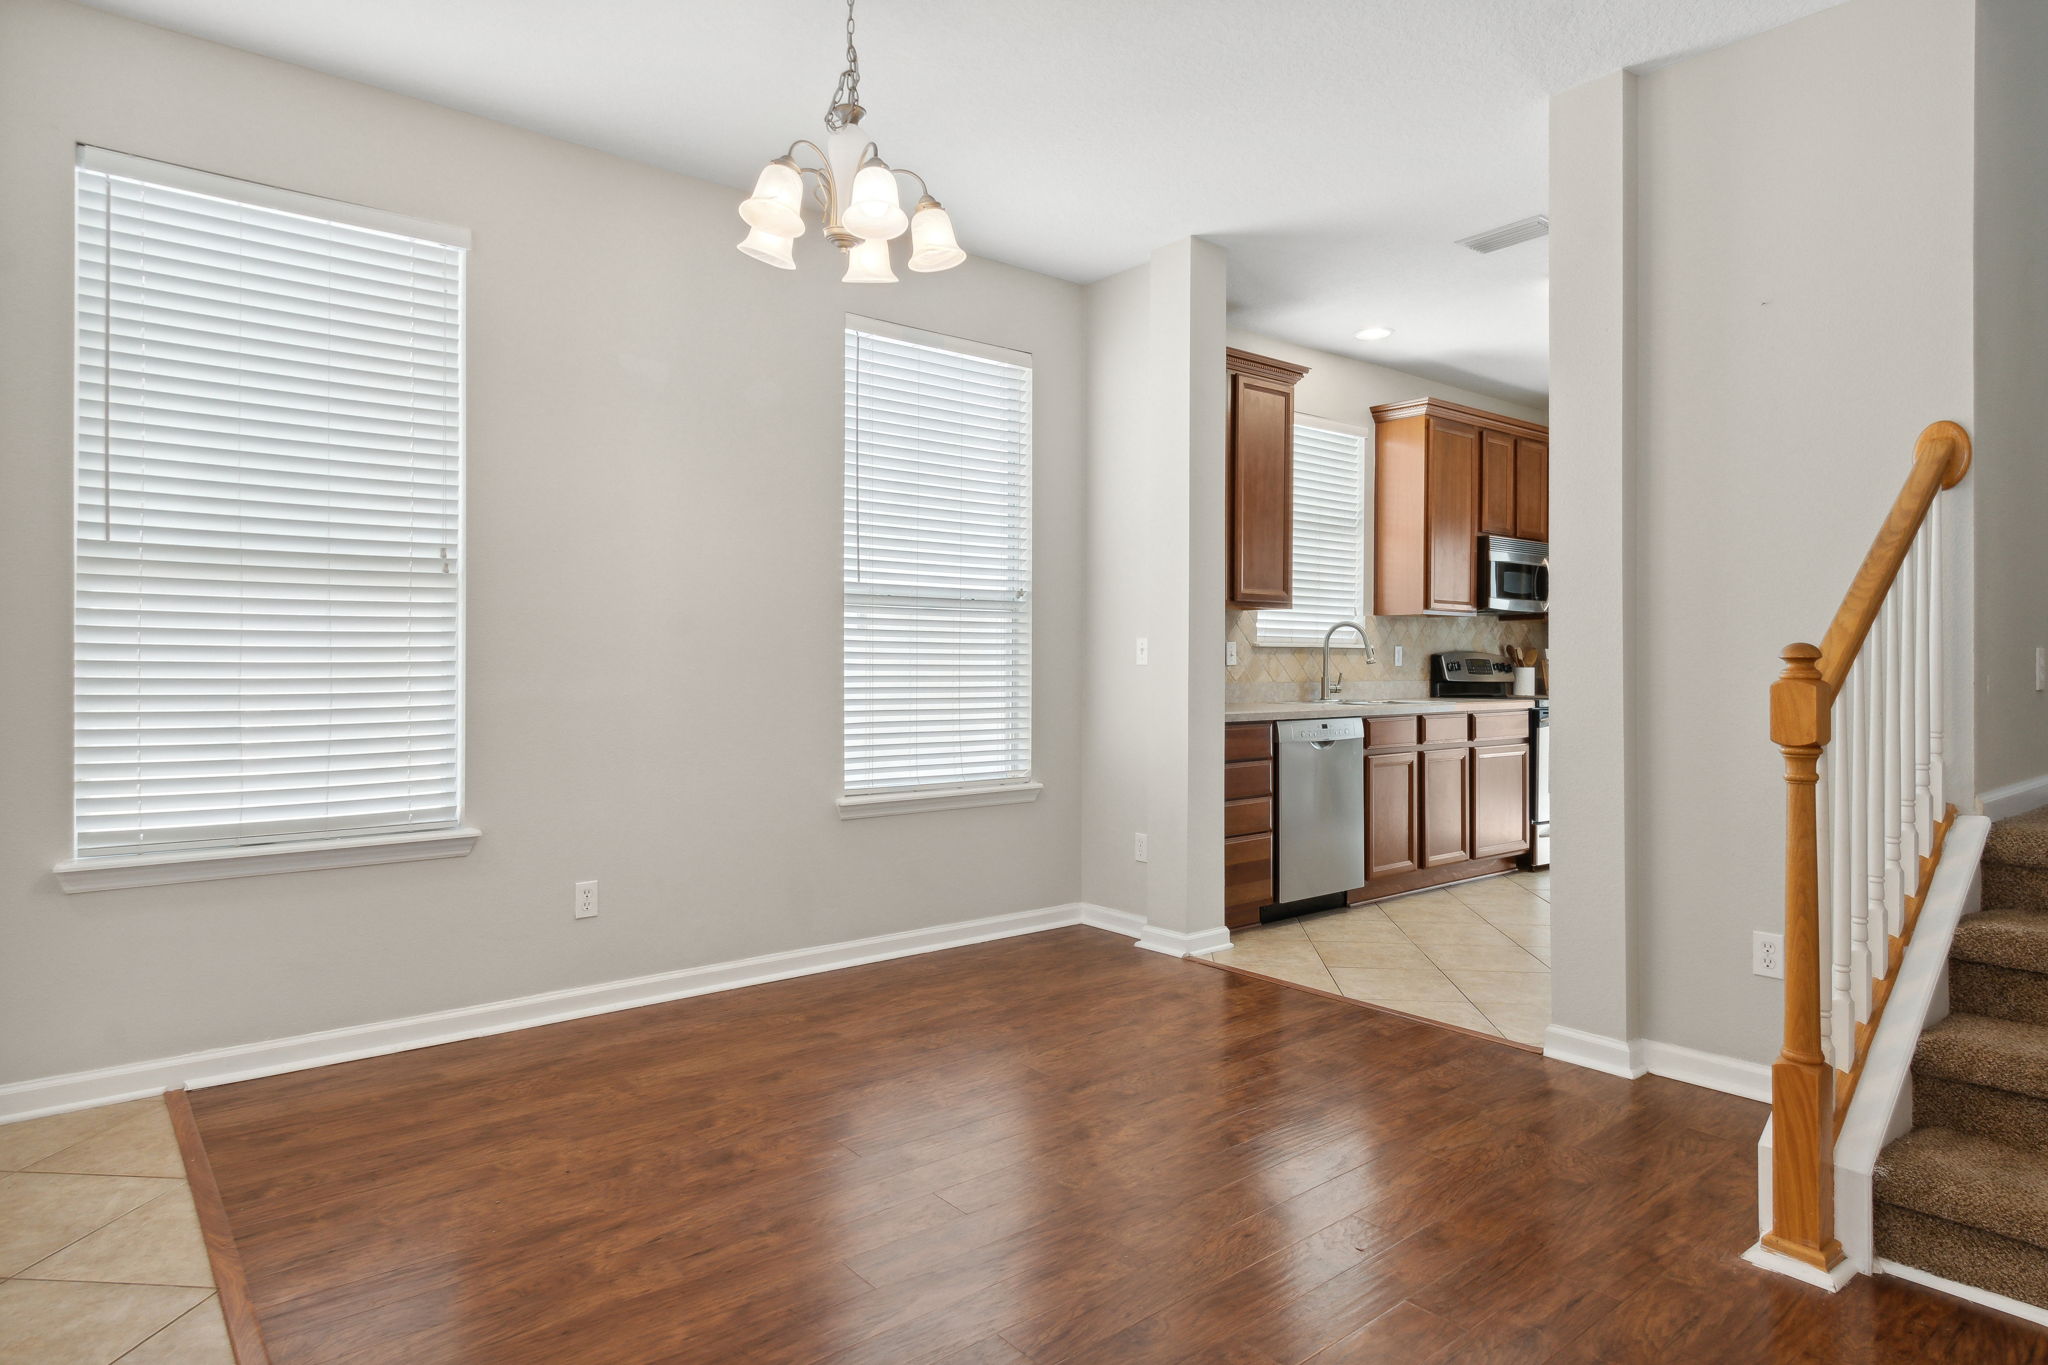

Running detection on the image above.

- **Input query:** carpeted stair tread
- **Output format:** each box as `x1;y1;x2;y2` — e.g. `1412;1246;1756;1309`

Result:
1986;805;2048;871
1914;1012;2048;1101
1952;909;2048;975
1875;1203;2048;1310
1873;1126;2048;1252
1950;960;2048;1027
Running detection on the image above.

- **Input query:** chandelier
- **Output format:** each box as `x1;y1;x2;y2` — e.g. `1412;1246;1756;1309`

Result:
735;0;964;282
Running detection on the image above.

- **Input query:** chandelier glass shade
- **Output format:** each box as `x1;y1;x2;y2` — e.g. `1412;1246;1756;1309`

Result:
735;0;963;281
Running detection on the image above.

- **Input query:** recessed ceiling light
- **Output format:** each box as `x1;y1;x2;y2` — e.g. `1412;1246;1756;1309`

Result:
1354;326;1394;341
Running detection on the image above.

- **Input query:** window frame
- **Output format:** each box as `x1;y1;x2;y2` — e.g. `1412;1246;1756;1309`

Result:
1252;415;1371;651
837;316;1037;819
57;147;478;892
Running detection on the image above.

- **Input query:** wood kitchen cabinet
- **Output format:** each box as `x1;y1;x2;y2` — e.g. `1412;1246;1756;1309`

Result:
1470;741;1532;859
1372;398;1549;615
1365;751;1420;880
1419;746;1472;867
1225;349;1311;609
1223;722;1276;928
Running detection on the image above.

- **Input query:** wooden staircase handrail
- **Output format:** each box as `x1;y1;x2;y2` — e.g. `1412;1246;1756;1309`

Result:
1763;419;1970;1278
1812;421;1972;695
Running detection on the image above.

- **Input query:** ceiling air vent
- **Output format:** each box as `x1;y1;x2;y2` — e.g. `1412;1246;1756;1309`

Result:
1456;214;1549;254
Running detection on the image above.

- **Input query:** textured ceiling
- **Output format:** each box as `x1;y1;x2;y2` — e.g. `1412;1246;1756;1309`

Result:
77;0;1844;406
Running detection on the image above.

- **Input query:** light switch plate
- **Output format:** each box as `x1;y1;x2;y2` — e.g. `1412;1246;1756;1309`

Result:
1135;637;1149;666
1394;645;1404;667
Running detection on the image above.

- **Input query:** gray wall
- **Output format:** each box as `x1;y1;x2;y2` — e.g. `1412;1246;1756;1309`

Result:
1549;0;1977;1064
1079;242;1228;936
1973;0;2048;798
0;0;1089;1087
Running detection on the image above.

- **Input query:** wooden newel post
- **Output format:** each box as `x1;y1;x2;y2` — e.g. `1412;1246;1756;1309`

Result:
1763;642;1844;1271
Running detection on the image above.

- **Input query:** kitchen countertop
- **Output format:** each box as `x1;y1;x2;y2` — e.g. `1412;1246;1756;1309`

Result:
1224;698;1541;724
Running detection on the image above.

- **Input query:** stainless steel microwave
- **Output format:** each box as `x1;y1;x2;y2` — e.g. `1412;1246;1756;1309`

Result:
1480;535;1548;614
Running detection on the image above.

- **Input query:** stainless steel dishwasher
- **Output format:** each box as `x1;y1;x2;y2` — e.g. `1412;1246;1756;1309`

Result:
1274;716;1366;903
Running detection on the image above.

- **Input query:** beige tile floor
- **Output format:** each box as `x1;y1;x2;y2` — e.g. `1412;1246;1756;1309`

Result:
0;1096;235;1364
1206;869;1552;1044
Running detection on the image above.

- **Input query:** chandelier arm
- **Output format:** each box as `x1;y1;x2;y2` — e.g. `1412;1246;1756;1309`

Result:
888;167;933;200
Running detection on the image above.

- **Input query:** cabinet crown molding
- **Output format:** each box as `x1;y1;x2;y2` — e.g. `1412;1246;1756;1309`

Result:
1225;348;1312;386
1369;396;1548;440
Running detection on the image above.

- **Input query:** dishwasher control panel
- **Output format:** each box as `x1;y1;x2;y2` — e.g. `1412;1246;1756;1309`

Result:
1274;717;1365;745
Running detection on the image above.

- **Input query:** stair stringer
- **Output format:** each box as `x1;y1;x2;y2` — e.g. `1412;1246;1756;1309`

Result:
1836;813;1990;1271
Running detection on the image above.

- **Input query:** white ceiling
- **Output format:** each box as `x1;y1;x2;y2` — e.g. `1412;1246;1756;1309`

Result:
78;0;1843;407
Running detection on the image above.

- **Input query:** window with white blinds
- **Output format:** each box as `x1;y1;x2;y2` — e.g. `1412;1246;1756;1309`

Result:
1254;421;1368;648
843;322;1032;798
73;148;467;860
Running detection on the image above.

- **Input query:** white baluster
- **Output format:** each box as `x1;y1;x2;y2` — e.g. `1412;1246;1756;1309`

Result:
1851;654;1874;1020
1913;527;1933;857
1827;713;1855;1065
1929;498;1946;815
1881;591;1906;942
1898;542;1922;886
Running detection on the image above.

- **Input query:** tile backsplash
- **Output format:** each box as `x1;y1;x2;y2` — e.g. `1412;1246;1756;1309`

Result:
1226;610;1547;703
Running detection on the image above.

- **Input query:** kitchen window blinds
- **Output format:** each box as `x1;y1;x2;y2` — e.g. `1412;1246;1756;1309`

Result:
1254;421;1368;648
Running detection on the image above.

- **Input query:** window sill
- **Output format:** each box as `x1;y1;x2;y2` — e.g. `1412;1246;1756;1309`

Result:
54;826;483;894
836;782;1042;820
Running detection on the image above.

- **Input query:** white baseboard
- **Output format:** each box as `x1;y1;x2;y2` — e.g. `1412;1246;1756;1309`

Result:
1132;923;1233;957
1877;1258;2048;1328
1642;1039;1772;1104
1542;1026;1771;1103
1542;1024;1644;1079
1980;774;2048;821
1743;1240;1858;1292
1077;903;1147;941
1;899;1220;1125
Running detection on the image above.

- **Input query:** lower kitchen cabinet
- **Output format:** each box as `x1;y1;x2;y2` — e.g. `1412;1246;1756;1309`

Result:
1420;746;1472;867
1224;723;1276;928
1471;740;1532;859
1365;751;1420;879
1225;832;1273;929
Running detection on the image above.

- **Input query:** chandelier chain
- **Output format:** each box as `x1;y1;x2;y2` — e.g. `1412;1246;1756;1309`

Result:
826;0;862;128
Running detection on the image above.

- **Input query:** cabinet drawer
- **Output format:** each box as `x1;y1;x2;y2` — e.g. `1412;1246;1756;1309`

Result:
1224;759;1273;801
1472;710;1532;742
1225;832;1274;927
1225;796;1272;837
1225;723;1273;762
1421;714;1466;745
1366;716;1419;749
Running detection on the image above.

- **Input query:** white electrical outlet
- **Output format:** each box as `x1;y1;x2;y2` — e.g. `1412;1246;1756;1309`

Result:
1226;641;1238;666
573;880;599;919
2036;645;2045;692
1134;832;1148;863
1135;636;1149;665
1753;930;1784;979
1394;645;1404;667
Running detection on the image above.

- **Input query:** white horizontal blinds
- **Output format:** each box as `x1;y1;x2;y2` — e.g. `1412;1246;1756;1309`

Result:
74;157;465;857
1255;422;1366;647
844;326;1032;794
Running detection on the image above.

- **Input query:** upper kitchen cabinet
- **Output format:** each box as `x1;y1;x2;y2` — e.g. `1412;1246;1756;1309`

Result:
1225;348;1310;609
1371;398;1549;615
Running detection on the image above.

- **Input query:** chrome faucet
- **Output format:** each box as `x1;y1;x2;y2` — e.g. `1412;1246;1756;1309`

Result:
1319;621;1377;701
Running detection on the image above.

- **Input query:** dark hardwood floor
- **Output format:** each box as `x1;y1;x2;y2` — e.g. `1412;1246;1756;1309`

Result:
190;927;2046;1364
